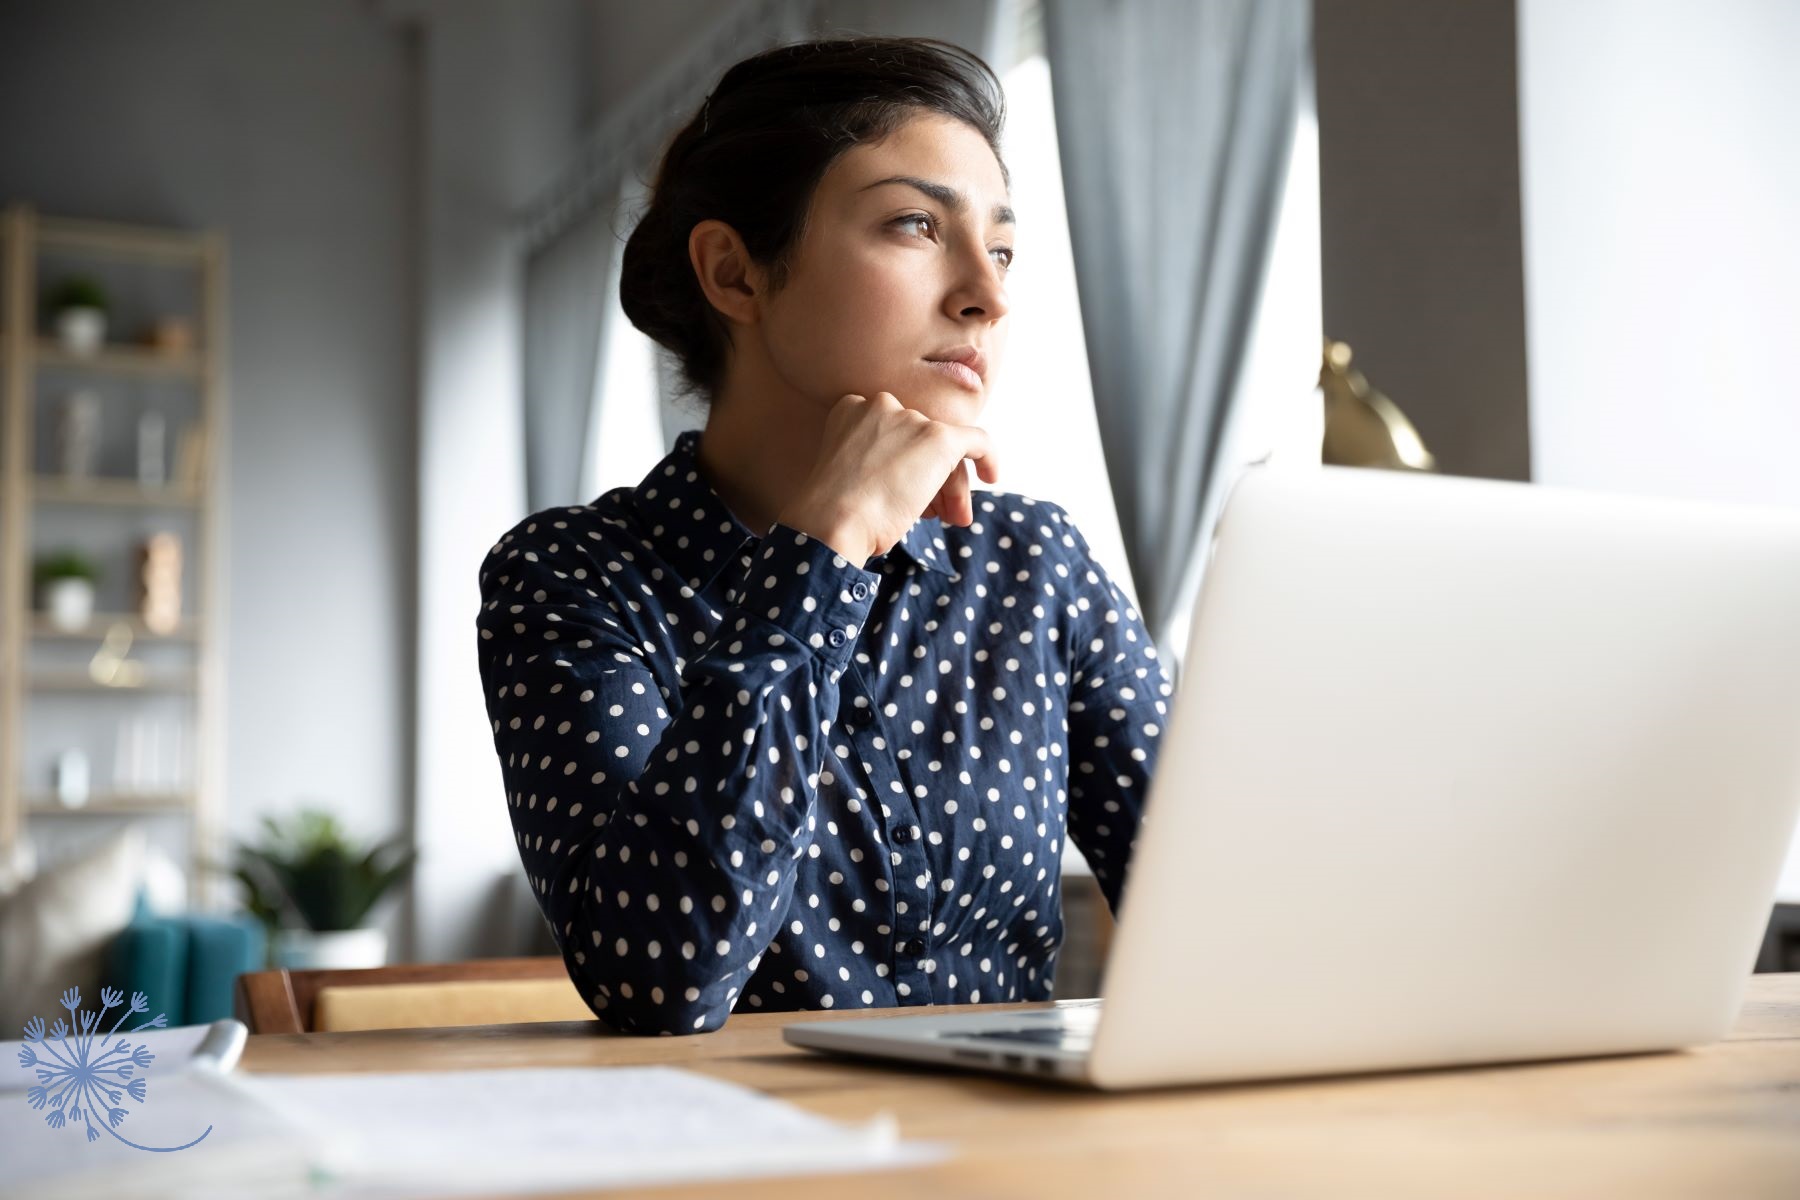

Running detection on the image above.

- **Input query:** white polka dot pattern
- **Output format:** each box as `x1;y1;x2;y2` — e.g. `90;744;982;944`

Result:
475;429;1171;1035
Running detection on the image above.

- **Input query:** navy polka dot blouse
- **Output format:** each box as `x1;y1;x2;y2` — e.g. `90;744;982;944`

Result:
476;429;1172;1035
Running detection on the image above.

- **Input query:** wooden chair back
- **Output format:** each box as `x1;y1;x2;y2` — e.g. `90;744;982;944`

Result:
235;956;580;1034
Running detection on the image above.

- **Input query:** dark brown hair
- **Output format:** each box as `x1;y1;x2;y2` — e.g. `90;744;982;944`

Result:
619;36;1009;405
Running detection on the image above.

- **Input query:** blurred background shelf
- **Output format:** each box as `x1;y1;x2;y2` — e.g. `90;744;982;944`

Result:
34;213;211;265
26;671;200;692
31;474;202;507
31;612;202;640
34;339;203;378
0;204;226;910
24;791;196;814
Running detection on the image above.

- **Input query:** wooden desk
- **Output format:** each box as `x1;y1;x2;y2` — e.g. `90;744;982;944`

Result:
240;973;1800;1198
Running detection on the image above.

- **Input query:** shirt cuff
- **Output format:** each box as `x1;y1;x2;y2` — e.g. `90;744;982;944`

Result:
732;524;880;672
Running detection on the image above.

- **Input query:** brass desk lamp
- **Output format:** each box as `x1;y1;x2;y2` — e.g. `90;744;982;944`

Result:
1319;339;1436;472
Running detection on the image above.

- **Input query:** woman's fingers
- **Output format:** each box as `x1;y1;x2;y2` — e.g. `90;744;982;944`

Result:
948;423;1001;486
925;424;994;526
926;475;952;524
942;458;972;526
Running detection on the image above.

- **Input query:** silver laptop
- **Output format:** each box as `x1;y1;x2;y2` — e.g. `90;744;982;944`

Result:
784;462;1800;1089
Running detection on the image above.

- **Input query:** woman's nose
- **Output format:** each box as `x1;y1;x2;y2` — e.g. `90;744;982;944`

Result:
953;250;1010;322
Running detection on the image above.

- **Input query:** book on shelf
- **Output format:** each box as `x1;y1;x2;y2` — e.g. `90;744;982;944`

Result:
173;423;207;488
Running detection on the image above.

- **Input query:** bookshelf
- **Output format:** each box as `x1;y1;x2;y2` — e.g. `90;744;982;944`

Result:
0;206;227;908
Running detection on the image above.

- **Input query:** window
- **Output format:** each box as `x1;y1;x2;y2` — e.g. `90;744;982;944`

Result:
981;51;1139;611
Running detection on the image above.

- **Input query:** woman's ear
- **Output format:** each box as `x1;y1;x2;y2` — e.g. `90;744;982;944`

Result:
689;219;764;328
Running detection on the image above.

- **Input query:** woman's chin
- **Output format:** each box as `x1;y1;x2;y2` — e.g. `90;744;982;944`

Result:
913;379;986;420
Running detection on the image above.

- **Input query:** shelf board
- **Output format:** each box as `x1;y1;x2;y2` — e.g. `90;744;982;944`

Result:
34;340;203;378
34;216;210;265
31;613;201;641
31;475;201;507
25;791;195;814
27;671;198;692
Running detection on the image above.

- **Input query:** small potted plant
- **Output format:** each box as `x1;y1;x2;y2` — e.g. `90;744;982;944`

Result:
46;276;110;355
217;806;417;969
34;550;100;632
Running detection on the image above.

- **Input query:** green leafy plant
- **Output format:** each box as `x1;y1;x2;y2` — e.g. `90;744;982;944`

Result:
46;275;108;313
33;549;101;589
211;807;417;937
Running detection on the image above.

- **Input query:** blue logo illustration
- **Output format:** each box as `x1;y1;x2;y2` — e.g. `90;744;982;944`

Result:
17;986;212;1151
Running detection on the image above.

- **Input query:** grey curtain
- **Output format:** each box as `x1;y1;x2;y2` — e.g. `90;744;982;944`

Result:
1043;0;1309;652
521;190;622;511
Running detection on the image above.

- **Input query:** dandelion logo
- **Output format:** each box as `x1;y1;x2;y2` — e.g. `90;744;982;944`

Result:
17;985;211;1151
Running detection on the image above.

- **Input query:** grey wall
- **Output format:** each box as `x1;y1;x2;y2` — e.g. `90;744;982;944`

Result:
1313;0;1532;481
0;1;419;949
404;0;592;964
589;0;741;115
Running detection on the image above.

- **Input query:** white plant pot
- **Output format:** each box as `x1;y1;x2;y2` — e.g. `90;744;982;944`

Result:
272;927;389;970
44;577;95;631
55;307;107;355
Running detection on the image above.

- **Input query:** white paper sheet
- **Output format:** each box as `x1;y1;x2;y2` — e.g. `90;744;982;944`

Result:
0;1062;941;1199
0;1061;321;1200
234;1065;937;1197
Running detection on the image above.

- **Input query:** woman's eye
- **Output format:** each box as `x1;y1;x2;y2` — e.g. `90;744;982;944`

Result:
894;214;1013;271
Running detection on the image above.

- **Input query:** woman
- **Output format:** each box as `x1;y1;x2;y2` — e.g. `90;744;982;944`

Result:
476;36;1171;1035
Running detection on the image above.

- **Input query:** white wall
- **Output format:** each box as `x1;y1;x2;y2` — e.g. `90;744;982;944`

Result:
1518;0;1800;900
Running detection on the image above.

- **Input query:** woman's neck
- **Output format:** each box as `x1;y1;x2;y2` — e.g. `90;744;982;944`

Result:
694;360;827;539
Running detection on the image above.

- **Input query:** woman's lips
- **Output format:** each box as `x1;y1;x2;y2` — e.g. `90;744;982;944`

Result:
924;358;983;392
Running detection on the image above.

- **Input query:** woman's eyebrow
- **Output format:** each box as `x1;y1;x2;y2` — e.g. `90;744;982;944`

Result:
860;175;1015;227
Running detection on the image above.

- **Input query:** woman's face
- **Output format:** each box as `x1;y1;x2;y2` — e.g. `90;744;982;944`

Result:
753;113;1014;425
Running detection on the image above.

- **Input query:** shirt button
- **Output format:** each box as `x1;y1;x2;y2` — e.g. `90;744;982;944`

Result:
850;581;869;601
892;825;914;844
827;628;846;647
898;938;924;957
850;706;873;727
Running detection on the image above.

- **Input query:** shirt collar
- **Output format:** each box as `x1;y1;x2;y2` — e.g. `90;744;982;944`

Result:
628;429;955;592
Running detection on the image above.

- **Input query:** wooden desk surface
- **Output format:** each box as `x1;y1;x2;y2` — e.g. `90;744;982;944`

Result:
240;973;1800;1199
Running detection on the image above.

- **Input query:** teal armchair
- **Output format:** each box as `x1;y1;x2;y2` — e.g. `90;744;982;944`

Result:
102;886;267;1026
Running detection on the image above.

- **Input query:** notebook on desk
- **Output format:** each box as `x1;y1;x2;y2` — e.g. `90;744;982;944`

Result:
785;462;1800;1089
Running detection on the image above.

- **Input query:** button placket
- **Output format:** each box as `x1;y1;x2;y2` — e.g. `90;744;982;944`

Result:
877;792;934;1002
874;714;943;1003
836;696;935;1002
827;664;924;1004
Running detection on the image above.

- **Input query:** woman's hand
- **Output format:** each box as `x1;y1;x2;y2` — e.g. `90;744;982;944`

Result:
777;392;1001;564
